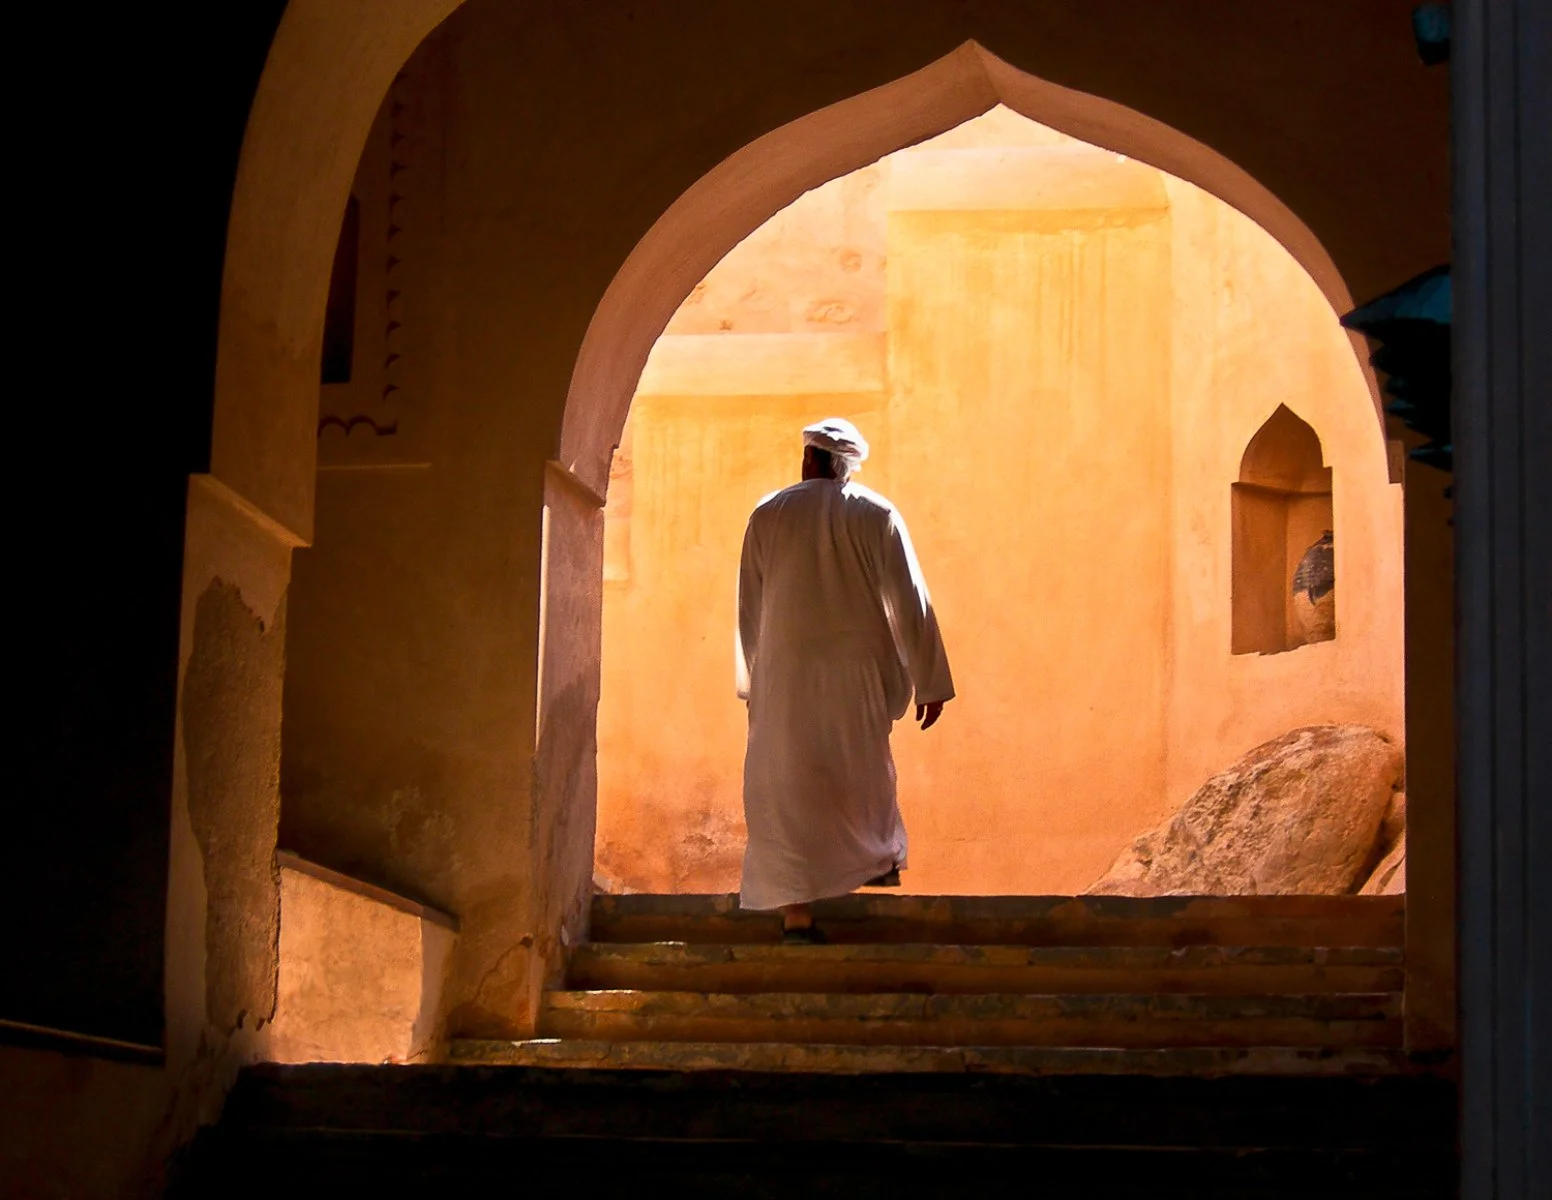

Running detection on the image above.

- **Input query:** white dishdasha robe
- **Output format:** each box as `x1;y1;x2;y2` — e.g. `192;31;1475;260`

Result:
736;478;954;911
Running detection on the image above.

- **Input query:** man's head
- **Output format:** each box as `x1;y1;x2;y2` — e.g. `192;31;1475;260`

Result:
801;417;869;483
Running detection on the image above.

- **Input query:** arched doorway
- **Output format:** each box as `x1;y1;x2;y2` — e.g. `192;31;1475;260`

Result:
535;43;1413;1033
557;41;1382;497
591;105;1403;899
202;8;1449;1055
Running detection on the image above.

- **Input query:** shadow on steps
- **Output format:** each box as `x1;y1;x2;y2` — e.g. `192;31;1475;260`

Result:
172;1064;1457;1198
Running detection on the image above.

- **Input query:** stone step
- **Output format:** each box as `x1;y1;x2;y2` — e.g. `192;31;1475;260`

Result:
190;1063;1455;1196
184;1131;1455;1198
452;1039;1419;1078
538;990;1402;1048
590;893;1405;947
227;1061;1453;1145
568;941;1404;995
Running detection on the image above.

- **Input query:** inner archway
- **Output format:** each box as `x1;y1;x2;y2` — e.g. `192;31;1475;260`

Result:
557;43;1384;498
591;106;1403;897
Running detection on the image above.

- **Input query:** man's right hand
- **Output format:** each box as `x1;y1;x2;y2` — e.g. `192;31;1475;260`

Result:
915;701;945;730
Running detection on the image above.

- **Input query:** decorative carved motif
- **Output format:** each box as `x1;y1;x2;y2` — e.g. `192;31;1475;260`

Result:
378;65;419;438
1231;407;1335;655
317;415;399;438
318;52;432;452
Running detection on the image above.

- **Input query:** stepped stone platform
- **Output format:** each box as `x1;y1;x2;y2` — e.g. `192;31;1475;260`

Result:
187;892;1444;1194
455;892;1413;1076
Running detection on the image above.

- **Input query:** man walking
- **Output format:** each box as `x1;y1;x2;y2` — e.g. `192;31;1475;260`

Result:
736;418;954;942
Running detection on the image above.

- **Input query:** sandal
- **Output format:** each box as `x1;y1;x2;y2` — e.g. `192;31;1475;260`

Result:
780;924;829;945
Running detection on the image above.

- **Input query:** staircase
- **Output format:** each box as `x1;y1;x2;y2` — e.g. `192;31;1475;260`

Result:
180;893;1457;1196
454;892;1412;1075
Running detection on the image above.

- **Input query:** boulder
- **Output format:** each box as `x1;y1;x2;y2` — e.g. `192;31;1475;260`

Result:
1358;833;1406;895
1085;725;1404;896
1377;790;1407;849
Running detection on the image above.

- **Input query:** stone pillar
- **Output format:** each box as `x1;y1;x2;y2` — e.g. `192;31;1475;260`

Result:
161;474;299;1146
1402;464;1456;1053
533;462;607;988
1453;0;1551;1195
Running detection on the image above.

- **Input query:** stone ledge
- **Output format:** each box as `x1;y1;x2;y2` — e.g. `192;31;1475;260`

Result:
538;989;1402;1050
595;893;1406;919
275;850;458;932
590;893;1405;947
450;1038;1420;1078
543;988;1400;1023
568;942;1405;996
0;1018;163;1066
575;942;1405;967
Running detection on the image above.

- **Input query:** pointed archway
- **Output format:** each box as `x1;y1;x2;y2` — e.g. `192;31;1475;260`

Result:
558;42;1384;498
534;42;1405;1040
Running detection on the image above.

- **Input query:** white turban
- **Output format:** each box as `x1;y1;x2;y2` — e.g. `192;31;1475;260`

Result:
802;417;869;479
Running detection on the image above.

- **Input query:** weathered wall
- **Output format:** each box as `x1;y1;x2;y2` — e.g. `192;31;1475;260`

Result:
1160;177;1406;807
159;475;296;1164
596;111;1404;895
885;130;1174;893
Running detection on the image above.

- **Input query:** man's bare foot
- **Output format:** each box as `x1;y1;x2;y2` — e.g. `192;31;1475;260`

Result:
779;902;825;943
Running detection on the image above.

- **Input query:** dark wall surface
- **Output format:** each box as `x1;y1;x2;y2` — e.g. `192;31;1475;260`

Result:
7;2;287;1046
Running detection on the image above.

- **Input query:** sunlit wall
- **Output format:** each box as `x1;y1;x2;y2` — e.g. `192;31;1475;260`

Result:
595;108;1403;895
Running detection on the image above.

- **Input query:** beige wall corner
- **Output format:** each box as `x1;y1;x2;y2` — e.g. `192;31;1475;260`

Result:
260;855;458;1063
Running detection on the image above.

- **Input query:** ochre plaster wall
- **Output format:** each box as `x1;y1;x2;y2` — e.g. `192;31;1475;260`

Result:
596;111;1404;895
1159;178;1405;811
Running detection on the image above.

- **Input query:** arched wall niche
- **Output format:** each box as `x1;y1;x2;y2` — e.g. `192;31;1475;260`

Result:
560;41;1387;499
1240;404;1330;491
1232;405;1336;656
